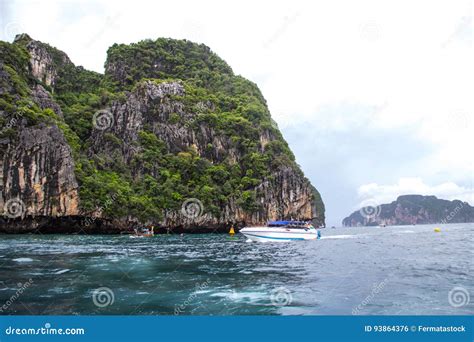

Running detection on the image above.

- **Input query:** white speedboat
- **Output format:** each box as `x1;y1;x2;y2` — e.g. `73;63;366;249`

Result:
240;221;320;242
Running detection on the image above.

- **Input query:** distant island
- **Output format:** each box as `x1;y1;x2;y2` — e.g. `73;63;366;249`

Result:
342;195;474;227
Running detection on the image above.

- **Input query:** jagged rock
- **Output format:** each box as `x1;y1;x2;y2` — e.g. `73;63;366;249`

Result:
2;124;79;217
0;64;15;95
31;84;63;118
14;33;71;87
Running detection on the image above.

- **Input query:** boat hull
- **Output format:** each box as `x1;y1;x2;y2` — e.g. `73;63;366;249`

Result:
240;227;318;242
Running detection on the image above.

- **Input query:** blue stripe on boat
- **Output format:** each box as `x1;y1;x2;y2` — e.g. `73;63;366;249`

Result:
243;233;306;241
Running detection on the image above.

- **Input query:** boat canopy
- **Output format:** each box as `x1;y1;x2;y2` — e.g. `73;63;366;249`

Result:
268;220;308;227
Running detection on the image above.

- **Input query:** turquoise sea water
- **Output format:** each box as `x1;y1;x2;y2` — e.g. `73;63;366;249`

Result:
0;223;472;315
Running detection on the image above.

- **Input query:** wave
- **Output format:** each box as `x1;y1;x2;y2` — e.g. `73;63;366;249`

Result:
13;257;34;262
321;235;357;240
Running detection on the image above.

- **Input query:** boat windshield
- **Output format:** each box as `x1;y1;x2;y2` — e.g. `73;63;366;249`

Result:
267;221;312;228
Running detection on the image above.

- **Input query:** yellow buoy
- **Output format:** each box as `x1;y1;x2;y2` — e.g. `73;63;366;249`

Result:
229;226;235;236
434;227;441;232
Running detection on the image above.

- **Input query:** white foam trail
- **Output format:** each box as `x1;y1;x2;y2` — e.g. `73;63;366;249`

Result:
13;257;33;262
54;269;70;275
211;291;266;302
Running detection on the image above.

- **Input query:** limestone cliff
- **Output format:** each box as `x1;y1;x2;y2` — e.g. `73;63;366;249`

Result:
1;36;79;222
2;124;79;216
0;34;325;233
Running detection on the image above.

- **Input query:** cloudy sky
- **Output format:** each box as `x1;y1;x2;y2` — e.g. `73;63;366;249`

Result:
1;0;472;226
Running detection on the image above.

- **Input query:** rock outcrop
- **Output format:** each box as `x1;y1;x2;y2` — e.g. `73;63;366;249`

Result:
342;195;474;227
0;34;325;233
14;33;72;88
1;124;79;217
31;84;63;118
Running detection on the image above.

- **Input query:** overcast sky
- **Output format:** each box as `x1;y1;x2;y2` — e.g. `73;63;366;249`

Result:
1;0;472;226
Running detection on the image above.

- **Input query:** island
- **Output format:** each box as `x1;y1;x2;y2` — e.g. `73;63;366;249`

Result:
342;195;474;227
0;34;325;233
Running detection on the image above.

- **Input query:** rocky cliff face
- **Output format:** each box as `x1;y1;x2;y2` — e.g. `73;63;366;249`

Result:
0;34;324;233
15;33;72;88
2;124;79;216
0;35;79;221
342;195;474;227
